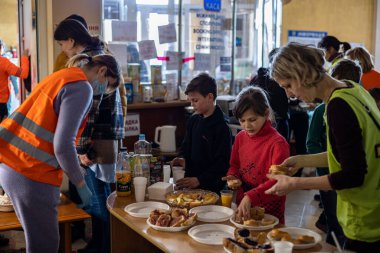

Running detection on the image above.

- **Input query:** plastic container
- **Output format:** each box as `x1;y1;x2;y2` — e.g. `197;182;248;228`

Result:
134;134;152;154
116;151;132;197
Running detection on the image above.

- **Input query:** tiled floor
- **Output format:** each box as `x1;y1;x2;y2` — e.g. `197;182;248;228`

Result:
0;189;325;252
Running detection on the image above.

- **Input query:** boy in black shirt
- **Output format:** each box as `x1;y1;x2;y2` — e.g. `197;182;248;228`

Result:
171;73;232;193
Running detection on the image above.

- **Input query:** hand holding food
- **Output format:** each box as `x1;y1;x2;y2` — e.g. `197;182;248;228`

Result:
222;175;242;189
268;164;291;176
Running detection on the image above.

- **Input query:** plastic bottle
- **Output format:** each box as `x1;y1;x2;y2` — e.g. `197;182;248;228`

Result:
116;151;132;197
133;155;143;177
134;134;152;154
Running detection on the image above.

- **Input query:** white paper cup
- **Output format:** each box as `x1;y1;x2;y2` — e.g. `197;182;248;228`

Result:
273;241;294;253
133;177;147;202
172;166;185;183
163;165;171;183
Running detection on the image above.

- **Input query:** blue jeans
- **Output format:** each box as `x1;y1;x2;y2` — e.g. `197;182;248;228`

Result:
85;168;111;253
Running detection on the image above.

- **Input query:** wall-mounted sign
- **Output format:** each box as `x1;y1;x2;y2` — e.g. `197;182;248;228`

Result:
288;30;327;47
204;0;221;12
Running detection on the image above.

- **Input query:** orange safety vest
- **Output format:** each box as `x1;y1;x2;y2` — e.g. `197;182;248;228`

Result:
0;67;89;186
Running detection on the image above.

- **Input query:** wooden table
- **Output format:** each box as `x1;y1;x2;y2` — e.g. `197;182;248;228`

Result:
0;194;90;253
107;192;336;253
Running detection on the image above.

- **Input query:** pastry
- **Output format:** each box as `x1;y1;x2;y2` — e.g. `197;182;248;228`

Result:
297;235;315;244
269;165;290;176
243;219;260;226
227;179;241;189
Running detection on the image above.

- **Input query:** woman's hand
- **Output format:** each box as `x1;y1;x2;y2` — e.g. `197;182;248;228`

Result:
265;174;298;196
279;155;305;176
78;154;93;166
170;157;185;168
235;195;251;221
22;49;29;57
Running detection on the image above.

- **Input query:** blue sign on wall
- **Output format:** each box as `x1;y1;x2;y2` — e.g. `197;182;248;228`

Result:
204;0;221;12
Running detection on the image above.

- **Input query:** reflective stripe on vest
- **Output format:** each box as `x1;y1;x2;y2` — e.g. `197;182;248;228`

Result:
8;112;55;143
0;126;59;168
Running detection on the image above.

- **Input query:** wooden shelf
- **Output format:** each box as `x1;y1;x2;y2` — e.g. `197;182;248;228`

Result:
127;100;190;110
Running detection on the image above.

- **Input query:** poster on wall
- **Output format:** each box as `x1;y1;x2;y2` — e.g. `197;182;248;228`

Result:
288;30;327;46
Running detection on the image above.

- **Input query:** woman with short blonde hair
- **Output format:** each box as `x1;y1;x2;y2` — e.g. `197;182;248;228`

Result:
268;42;380;253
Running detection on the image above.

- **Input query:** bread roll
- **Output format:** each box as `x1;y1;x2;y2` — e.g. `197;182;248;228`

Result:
269;165;290;176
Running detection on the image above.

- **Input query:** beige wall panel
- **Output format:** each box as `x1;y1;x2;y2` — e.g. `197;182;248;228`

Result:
0;0;18;47
282;0;375;52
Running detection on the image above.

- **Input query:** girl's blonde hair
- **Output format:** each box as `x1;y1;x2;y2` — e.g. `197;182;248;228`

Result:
270;42;326;88
233;86;275;123
67;54;122;93
345;47;374;73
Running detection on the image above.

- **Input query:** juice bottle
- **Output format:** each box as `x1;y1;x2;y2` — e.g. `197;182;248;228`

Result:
116;152;132;197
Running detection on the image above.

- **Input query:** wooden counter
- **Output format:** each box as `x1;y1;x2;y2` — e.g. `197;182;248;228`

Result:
125;100;191;151
107;192;336;253
0;194;90;253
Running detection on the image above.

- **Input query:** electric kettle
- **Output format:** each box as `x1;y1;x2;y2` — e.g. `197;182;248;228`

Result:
154;125;177;152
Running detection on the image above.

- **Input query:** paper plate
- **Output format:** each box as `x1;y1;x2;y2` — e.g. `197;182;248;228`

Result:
267;227;322;249
189;205;234;222
124;201;170;218
146;217;195;232
230;214;279;230
188;224;235;245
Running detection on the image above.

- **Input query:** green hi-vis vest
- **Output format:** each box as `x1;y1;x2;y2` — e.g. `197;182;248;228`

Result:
325;82;380;242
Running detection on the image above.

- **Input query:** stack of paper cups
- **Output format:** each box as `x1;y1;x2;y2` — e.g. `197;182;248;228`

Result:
133;177;147;202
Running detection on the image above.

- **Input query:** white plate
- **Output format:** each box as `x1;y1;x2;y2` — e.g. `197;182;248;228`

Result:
124;201;170;218
146;217;195;232
189;205;234;222
223;247;232;253
188;224;235;245
230;214;279;230
267;227;322;249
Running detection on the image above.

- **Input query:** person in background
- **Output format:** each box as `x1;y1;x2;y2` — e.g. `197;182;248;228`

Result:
317;35;345;72
0;53;121;253
250;48;289;141
368;88;380;111
306;58;362;246
222;86;289;223
345;46;380;90
341;42;352;54
54;14;88;72
54;18;126;253
0;39;29;122
171;73;232;193
267;42;380;253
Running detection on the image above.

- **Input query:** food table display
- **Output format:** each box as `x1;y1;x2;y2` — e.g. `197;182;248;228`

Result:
107;191;337;253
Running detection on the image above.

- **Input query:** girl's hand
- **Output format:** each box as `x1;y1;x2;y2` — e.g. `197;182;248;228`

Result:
235;195;251;221
279;155;305;176
221;175;242;190
265;174;297;196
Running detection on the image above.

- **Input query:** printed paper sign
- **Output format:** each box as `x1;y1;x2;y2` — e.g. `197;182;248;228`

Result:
158;23;177;44
166;51;184;70
166;73;177;85
108;43;128;67
194;53;211;71
125;113;140;136
112;21;137;42
138;40;157;60
288;30;327;47
220;56;231;64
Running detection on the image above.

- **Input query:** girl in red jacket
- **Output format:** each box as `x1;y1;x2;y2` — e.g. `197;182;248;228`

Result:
223;86;289;223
